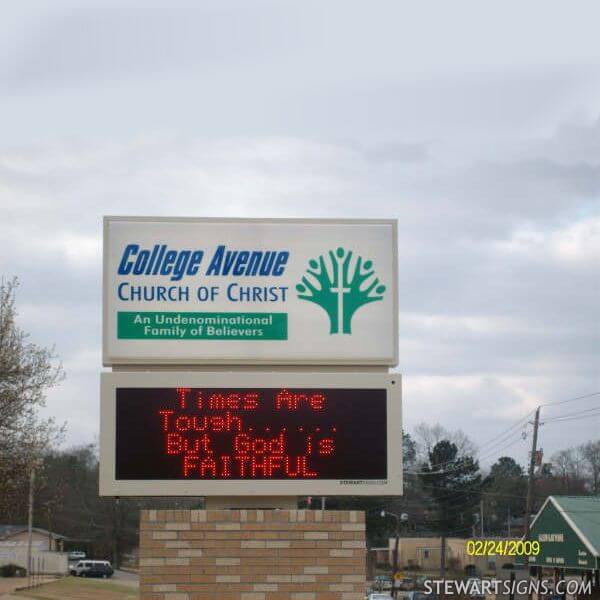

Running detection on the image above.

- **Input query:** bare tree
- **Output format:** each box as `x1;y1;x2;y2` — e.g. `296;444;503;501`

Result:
413;422;477;463
581;441;600;494
0;277;65;519
552;449;573;482
550;448;589;494
571;446;586;481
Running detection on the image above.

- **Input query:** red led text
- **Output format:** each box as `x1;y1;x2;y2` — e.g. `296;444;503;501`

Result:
157;388;337;480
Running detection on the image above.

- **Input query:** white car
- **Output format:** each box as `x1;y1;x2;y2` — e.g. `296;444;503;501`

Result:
406;592;439;600
368;594;393;600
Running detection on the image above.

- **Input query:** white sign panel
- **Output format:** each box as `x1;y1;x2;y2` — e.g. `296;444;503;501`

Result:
103;217;398;365
99;371;402;496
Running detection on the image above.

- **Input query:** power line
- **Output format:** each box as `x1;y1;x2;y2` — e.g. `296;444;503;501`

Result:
417;412;532;472
409;433;522;474
417;391;600;470
543;413;600;426
408;432;525;476
409;390;600;476
410;407;540;474
471;425;528;459
481;490;527;500
476;410;535;451
543;406;600;423
540;391;600;408
478;435;526;463
407;473;528;499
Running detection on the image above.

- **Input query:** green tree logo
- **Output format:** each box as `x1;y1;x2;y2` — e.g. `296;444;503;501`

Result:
296;247;386;334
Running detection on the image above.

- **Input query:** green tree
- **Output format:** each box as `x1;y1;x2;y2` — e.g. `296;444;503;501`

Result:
316;431;420;548
35;445;200;566
403;432;417;470
489;456;523;479
419;440;481;574
483;456;526;536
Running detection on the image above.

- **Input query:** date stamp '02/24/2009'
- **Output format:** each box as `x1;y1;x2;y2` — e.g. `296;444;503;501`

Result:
466;539;541;557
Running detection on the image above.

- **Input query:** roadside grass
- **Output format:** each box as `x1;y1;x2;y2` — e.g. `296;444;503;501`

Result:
14;577;137;599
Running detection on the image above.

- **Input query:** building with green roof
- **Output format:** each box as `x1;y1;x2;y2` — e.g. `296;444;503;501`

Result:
528;496;600;574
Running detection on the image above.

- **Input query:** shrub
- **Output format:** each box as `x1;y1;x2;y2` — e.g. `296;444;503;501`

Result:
0;563;27;577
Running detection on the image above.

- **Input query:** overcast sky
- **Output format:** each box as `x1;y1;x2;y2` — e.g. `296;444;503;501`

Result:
1;0;599;469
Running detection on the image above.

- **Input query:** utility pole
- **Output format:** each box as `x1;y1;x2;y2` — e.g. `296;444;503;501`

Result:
26;467;35;584
393;518;400;591
524;407;541;549
480;499;484;537
112;497;121;569
441;534;446;579
381;510;407;598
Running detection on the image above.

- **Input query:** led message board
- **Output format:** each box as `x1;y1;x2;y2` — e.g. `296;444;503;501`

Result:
100;372;402;496
103;217;398;366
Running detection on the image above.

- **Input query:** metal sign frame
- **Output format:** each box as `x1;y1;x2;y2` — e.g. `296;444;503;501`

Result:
102;216;399;367
99;371;402;496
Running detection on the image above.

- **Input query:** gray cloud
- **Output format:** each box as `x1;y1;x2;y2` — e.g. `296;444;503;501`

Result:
1;1;599;462
1;2;299;93
1;126;598;459
363;142;429;164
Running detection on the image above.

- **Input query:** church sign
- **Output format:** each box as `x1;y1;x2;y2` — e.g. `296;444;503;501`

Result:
103;217;398;366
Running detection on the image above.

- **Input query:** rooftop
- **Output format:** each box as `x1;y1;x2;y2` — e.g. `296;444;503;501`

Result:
537;496;600;557
0;525;66;540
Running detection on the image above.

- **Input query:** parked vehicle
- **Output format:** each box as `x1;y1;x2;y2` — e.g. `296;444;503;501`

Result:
70;560;114;578
368;593;393;600
373;575;393;590
398;577;416;590
405;592;438;600
465;577;485;600
0;564;27;578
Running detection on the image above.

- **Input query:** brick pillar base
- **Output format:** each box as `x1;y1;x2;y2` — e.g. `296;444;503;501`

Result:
139;509;366;599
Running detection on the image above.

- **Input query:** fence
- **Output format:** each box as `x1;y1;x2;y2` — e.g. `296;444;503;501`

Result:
0;548;68;575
